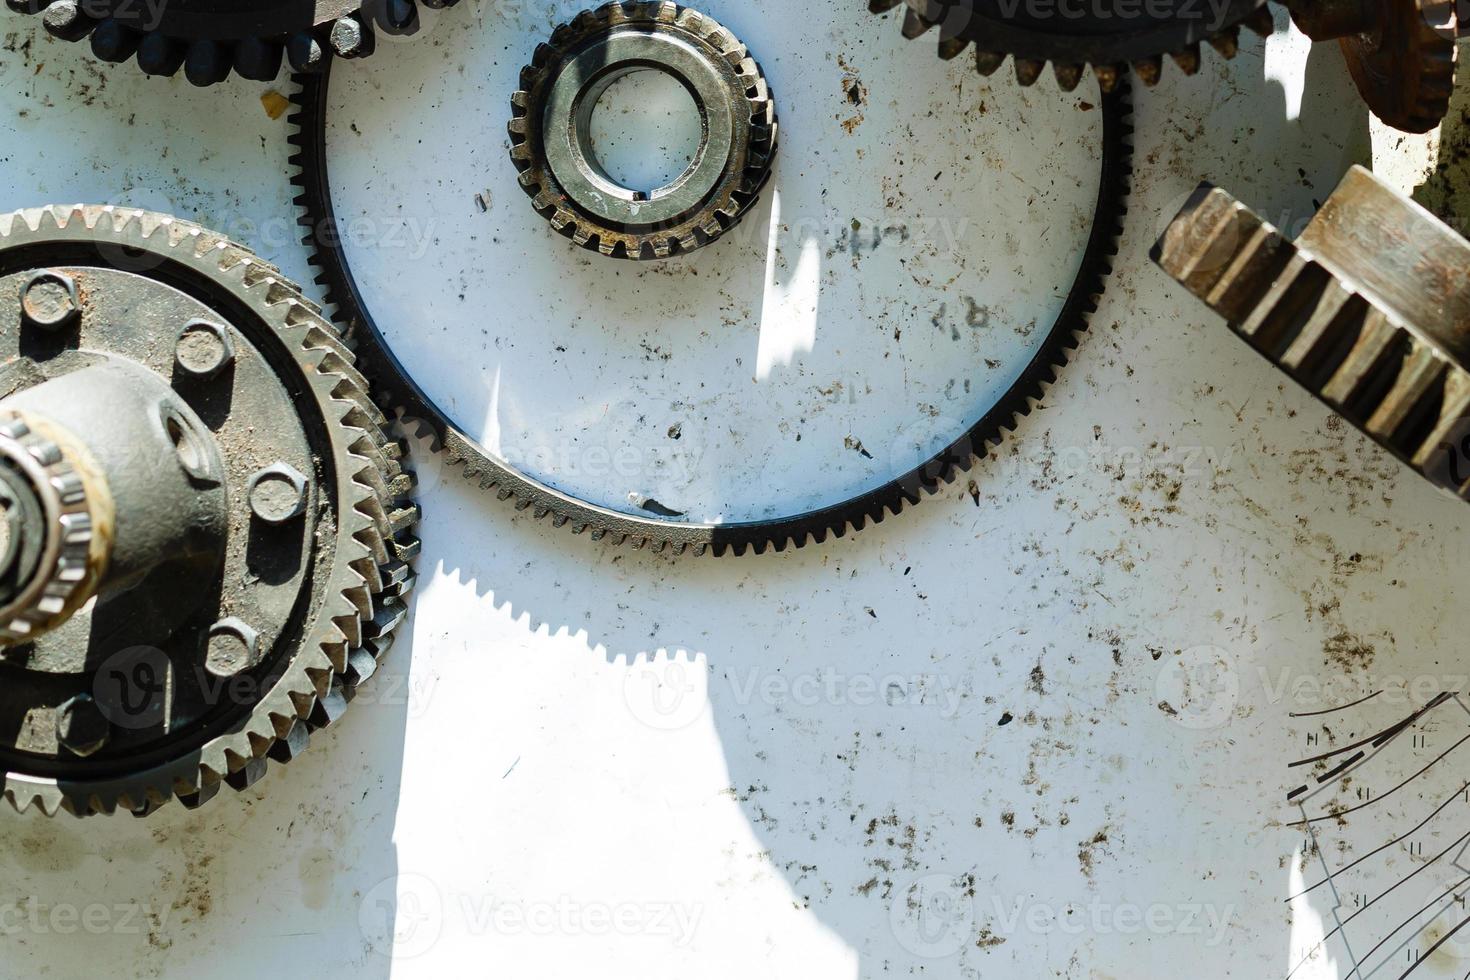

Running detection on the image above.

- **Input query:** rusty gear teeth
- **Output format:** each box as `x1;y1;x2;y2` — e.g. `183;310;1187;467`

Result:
288;60;1133;555
0;205;420;817
1155;168;1470;506
869;0;1276;92
1291;0;1460;135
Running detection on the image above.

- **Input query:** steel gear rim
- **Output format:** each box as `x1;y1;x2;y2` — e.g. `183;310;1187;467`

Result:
870;0;1277;91
0;205;420;817
6;0;460;86
288;65;1133;557
508;2;778;261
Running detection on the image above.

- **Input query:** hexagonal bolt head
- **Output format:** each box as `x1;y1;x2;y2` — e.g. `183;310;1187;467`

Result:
175;320;236;379
205;617;262;678
19;270;80;332
247;462;310;525
56;693;110;757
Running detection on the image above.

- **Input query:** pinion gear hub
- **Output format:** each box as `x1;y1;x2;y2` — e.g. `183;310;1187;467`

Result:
0;205;419;817
509;2;778;260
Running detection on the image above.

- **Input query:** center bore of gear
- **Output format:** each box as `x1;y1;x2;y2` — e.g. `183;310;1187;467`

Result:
509;2;778;260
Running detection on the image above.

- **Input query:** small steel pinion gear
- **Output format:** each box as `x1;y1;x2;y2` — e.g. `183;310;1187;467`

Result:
509;2;777;260
869;0;1276;91
1154;166;1470;505
1287;0;1461;134
0;205;419;817
5;0;460;86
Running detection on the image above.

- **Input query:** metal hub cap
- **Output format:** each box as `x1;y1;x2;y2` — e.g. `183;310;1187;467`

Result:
510;2;778;260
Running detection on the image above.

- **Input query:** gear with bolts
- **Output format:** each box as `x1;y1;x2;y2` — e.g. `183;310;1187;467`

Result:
869;0;1276;92
509;2;777;260
0;205;419;817
1154;166;1470;506
5;0;460;86
290;63;1132;555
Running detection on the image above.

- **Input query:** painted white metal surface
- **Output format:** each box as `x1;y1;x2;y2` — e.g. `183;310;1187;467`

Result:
0;4;1466;978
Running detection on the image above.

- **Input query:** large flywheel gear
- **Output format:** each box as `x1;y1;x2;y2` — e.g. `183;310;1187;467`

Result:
0;205;419;817
868;0;1277;92
1154;166;1470;506
4;0;460;86
289;57;1134;556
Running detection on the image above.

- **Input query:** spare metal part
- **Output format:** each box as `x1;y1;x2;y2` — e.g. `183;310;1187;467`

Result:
5;0;460;86
869;0;1276;92
1286;0;1461;134
290;65;1133;554
1154;165;1470;503
508;2;777;260
0;205;419;816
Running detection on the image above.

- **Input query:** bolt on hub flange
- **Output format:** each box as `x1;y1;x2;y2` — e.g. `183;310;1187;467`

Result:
0;205;420;817
18;270;81;332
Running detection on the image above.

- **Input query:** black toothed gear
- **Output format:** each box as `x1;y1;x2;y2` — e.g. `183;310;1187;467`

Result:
870;0;1278;92
287;63;1135;557
6;0;462;85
